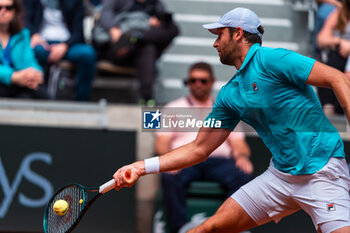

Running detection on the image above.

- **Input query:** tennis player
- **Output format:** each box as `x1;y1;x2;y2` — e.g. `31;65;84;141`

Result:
114;8;350;233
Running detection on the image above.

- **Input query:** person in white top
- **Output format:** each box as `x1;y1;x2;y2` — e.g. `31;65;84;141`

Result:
155;62;253;233
23;0;96;101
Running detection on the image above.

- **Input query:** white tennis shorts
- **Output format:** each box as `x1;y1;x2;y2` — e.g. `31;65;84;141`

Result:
232;157;350;233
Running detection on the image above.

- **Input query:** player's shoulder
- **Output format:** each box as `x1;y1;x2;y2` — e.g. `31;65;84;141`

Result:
257;46;293;59
256;46;300;70
257;46;313;67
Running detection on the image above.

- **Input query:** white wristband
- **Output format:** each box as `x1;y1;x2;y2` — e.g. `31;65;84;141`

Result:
144;156;160;174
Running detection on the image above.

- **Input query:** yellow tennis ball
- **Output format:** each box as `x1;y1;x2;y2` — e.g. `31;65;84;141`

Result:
53;199;69;216
79;199;83;204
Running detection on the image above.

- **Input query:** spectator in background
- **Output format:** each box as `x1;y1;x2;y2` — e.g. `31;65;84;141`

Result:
23;0;96;101
315;0;341;36
156;62;253;233
317;0;350;115
314;0;341;58
0;0;46;99
97;0;179;106
86;0;100;6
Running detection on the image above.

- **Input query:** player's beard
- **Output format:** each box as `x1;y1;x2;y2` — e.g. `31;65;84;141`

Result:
219;38;239;66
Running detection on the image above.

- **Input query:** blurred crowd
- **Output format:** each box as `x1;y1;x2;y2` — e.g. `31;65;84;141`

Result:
0;0;178;105
280;0;350;117
314;0;349;116
1;0;350;117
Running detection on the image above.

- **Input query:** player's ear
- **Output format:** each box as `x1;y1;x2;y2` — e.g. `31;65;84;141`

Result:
235;27;244;40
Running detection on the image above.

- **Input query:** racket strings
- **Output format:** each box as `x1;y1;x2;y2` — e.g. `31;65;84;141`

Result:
45;185;86;233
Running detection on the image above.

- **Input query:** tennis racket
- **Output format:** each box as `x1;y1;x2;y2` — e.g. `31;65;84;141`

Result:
43;171;131;233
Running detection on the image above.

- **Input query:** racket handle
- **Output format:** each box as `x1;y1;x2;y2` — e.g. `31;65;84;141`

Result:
99;171;132;193
99;179;115;194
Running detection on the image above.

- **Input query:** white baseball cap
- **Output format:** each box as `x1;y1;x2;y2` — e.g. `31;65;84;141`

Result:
203;8;262;38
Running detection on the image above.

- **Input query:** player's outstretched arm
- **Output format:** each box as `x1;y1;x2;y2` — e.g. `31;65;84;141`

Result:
113;127;231;190
306;61;350;123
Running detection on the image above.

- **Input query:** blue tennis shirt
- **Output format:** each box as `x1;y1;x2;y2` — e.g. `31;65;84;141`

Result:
207;43;345;175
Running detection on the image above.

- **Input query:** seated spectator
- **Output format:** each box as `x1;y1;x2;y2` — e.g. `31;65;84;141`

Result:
156;62;253;233
87;0;101;6
0;0;46;99
23;0;96;101
96;0;179;106
314;0;341;58
315;0;341;33
317;0;350;115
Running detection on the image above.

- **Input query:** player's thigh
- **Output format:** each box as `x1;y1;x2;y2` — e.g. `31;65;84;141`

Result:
190;198;258;233
332;226;350;233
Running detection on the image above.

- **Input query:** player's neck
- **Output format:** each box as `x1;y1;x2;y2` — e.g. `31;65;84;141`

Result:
234;43;251;70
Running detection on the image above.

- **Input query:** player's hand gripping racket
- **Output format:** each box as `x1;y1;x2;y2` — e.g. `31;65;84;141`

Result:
43;171;131;233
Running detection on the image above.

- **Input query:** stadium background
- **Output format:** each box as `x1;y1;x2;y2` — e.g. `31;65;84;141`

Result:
1;0;348;233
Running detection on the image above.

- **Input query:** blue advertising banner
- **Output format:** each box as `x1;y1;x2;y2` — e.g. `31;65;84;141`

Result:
0;125;136;233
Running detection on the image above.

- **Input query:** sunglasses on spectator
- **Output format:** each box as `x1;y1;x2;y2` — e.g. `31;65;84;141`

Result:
0;5;14;11
184;78;211;85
